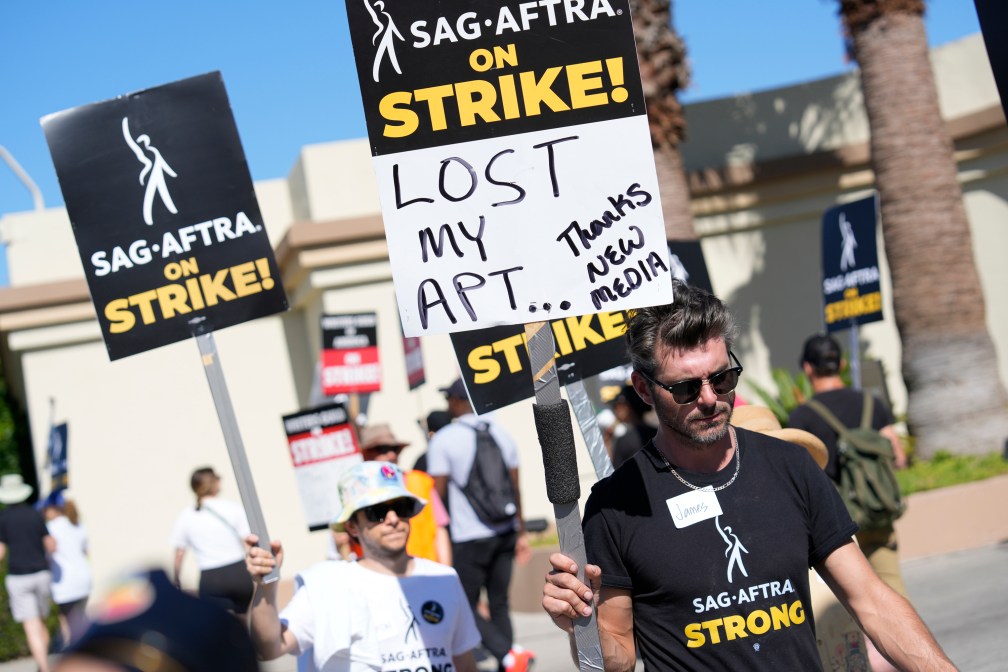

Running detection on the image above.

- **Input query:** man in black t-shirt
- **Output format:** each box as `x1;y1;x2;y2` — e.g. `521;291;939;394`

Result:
788;334;910;672
0;473;55;672
541;282;953;671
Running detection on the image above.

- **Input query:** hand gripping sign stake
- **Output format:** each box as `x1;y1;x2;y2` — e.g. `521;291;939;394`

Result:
190;317;278;583
524;321;603;671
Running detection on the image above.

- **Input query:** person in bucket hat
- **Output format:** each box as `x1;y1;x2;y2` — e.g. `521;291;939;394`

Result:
0;473;56;672
245;461;481;672
338;423;451;565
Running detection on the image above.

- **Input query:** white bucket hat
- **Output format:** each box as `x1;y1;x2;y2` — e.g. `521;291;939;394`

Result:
330;461;425;532
0;474;34;504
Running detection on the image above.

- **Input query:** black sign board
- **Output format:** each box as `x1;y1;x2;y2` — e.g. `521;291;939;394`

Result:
667;240;713;294
450;310;630;413
821;194;883;333
48;423;68;492
974;0;1008;122
42;72;288;360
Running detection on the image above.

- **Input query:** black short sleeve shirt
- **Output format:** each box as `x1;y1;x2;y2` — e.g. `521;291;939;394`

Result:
583;429;857;671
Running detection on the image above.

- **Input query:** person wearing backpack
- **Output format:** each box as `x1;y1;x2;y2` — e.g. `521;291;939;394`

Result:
788;333;909;672
427;378;535;672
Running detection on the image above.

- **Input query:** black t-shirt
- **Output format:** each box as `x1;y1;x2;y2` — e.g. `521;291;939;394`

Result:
0;503;50;575
583;429;857;671
788;389;895;482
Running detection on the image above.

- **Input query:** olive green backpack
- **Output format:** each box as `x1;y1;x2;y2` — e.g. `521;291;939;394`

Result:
806;394;906;530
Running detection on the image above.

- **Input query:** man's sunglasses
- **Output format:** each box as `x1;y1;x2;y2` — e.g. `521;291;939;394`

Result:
361;499;418;524
638;351;744;405
363;444;403;455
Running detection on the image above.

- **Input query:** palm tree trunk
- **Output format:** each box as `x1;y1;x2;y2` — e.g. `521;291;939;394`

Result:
631;0;696;240
841;2;1008;457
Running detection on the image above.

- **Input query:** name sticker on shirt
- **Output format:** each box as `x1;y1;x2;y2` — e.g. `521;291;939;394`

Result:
666;488;722;529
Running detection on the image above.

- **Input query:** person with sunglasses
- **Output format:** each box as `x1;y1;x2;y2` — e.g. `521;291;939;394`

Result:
337;423;452;566
244;460;480;672
541;281;954;671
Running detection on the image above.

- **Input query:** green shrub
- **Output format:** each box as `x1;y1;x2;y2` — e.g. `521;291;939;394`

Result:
896;451;1008;496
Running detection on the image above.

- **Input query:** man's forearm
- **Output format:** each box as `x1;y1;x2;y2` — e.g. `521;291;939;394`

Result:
248;581;287;661
862;591;956;671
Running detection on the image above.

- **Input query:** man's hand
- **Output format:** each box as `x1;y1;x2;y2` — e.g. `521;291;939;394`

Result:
244;534;283;583
542;552;601;633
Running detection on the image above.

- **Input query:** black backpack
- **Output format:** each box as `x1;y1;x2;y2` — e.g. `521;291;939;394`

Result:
806;395;906;530
457;422;518;525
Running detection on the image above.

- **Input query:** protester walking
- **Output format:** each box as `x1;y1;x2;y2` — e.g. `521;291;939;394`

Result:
608;382;657;470
41;491;92;647
170;466;254;614
0;473;55;672
427;378;535;672
541;281;954;671
245;460;481;671
789;332;910;672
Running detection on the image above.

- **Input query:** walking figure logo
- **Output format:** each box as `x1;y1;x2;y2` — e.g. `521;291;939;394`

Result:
715;515;749;583
122;117;178;225
668;253;690;283
363;0;404;82
839;213;858;271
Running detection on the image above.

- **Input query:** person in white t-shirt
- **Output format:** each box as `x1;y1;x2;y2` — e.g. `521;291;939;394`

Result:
41;491;92;647
169;467;253;614
246;460;481;672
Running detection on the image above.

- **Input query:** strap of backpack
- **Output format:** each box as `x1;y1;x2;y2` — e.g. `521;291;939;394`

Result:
448;421;493;491
805;399;850;439
860;393;874;430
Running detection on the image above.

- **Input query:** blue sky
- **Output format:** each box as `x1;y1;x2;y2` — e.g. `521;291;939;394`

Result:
0;1;983;222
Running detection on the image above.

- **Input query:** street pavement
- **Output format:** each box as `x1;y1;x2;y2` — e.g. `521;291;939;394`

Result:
3;542;1005;671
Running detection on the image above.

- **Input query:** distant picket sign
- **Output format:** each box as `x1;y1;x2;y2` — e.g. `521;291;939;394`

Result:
41;72;288;360
282;403;362;531
320;312;382;395
402;335;426;390
821;194;884;333
344;0;673;337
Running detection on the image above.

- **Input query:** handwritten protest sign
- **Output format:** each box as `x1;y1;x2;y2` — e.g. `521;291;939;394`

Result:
41;72;288;360
344;0;672;336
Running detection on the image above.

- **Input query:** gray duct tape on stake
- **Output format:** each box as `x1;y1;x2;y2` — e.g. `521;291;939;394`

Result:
191;319;278;584
524;322;603;671
567;379;614;480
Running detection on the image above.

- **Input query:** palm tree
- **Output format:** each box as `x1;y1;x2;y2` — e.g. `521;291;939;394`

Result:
630;0;696;240
838;0;1008;457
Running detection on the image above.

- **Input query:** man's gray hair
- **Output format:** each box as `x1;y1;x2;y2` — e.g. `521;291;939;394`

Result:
625;280;739;375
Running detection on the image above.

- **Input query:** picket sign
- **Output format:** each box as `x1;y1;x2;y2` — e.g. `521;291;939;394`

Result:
41;72;289;579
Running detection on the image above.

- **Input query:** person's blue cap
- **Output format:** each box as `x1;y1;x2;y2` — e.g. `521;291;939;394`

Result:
439;378;467;399
62;568;258;672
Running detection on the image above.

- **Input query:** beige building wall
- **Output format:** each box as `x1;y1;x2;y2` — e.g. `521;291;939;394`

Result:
0;33;1004;592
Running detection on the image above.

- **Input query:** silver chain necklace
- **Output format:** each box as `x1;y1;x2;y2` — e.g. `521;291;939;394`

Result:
658;427;740;492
